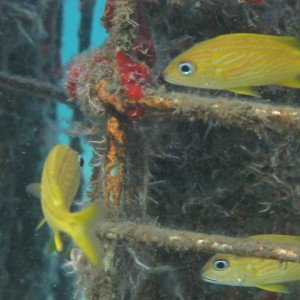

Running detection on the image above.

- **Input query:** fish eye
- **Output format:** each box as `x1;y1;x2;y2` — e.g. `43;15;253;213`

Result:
178;62;195;75
213;259;229;271
78;155;84;167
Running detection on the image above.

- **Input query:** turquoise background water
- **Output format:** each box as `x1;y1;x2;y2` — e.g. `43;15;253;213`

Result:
59;0;108;185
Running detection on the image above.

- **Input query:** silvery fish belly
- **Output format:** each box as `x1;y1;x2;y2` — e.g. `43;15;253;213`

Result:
163;33;300;96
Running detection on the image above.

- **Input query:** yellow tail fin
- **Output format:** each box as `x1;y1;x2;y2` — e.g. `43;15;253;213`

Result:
68;202;102;267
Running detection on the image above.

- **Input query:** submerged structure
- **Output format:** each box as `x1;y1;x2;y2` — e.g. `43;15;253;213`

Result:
3;0;300;299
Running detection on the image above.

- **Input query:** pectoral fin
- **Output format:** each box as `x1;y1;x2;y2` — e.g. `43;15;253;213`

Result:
44;237;56;254
257;284;289;293
35;218;47;231
54;230;63;252
45;236;72;256
26;183;41;199
227;86;259;97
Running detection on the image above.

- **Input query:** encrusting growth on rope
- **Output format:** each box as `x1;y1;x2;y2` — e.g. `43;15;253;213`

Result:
0;71;69;103
104;113;125;206
97;221;300;263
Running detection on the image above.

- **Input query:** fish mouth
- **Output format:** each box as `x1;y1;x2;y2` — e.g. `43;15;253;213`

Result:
163;72;178;84
163;72;169;81
201;275;218;283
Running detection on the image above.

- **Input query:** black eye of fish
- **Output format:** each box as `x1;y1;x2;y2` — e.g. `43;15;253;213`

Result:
78;155;84;167
178;62;194;75
213;259;229;271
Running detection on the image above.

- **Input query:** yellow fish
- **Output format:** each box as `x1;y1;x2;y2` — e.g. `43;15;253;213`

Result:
163;33;300;96
26;144;101;267
201;234;300;293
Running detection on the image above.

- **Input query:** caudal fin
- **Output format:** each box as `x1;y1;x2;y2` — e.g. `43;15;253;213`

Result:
68;202;102;267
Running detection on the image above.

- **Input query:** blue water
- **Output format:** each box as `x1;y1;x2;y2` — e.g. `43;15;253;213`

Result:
59;0;108;186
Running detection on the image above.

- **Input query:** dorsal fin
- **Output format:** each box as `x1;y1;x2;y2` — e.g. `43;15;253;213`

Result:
224;34;300;51
270;35;300;51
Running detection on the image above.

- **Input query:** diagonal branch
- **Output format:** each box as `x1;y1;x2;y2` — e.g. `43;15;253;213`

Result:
0;71;69;103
